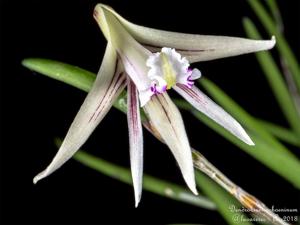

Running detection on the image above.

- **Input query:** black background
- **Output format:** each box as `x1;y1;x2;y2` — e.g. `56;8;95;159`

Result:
0;0;299;224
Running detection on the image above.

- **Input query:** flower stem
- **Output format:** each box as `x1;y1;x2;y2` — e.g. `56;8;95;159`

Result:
193;152;288;225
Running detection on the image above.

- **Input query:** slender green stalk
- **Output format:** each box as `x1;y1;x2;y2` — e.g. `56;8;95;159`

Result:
263;0;300;116
195;172;253;225
256;119;300;147
193;152;287;225
247;0;300;92
22;58;95;92
264;0;284;32
243;18;300;136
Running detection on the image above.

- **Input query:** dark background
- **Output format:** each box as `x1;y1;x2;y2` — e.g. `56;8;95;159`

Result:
0;0;299;224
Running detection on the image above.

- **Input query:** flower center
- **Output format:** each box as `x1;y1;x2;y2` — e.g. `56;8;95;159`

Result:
160;52;176;89
139;48;201;107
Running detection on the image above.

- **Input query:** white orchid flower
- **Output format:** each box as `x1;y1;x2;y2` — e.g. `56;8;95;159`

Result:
33;4;276;207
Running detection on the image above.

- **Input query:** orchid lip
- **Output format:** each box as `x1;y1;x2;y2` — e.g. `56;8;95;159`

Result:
142;47;202;106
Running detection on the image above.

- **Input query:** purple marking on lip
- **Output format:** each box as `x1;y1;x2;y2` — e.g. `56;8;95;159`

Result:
187;75;193;81
185;80;194;88
162;85;167;92
150;83;167;95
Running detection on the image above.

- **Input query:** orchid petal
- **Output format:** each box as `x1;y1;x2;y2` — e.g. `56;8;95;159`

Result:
33;44;126;183
127;78;144;207
139;89;153;107
174;84;254;145
143;35;276;63
94;5;151;92
143;93;198;195
99;4;275;63
190;69;202;80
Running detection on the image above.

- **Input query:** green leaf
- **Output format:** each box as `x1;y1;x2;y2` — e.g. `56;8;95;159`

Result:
243;18;300;136
264;0;283;32
247;0;300;92
22;58;95;92
256;119;300;147
196;172;253;225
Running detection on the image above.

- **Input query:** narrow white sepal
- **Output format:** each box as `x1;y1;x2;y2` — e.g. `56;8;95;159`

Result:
97;4;276;63
33;44;126;184
144;35;276;63
127;77;144;207
174;84;254;146
143;93;198;195
94;5;151;92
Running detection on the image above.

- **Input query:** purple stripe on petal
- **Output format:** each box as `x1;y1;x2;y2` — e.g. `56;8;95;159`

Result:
174;84;254;145
143;93;198;194
94;71;126;121
118;50;150;92
88;58;120;123
127;78;144;207
33;44;128;184
143;43;215;54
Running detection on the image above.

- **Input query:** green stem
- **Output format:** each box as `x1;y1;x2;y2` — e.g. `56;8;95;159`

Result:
264;0;284;32
195;172;253;225
22;58;95;92
256;119;300;147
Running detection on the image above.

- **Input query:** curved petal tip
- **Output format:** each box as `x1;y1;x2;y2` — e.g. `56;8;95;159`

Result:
241;131;255;146
231;120;255;146
33;169;48;184
189;183;199;196
183;171;198;195
270;35;276;49
134;195;141;208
